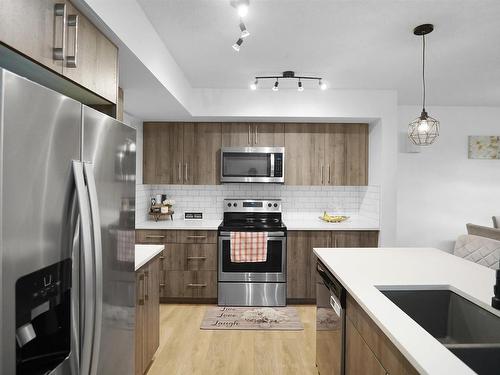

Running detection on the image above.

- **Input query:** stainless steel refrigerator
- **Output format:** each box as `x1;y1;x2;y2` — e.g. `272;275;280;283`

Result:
0;68;136;375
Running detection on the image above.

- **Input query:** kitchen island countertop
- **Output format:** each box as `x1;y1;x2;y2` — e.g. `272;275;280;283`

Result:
313;247;498;375
135;244;165;271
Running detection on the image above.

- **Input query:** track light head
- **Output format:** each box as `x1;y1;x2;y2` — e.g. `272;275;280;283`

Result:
239;22;250;38
298;80;304;92
319;79;327;90
250;79;258;90
272;80;279;91
232;38;243;52
231;0;249;18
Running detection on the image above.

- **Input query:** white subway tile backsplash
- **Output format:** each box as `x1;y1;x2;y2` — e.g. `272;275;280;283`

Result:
134;183;380;225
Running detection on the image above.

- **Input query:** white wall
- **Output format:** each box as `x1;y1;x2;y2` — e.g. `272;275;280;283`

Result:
397;105;500;251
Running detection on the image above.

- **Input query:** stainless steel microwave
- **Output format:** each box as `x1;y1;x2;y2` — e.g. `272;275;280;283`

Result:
220;147;285;183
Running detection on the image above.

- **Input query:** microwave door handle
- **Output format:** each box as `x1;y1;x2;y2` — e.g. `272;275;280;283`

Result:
270;153;275;177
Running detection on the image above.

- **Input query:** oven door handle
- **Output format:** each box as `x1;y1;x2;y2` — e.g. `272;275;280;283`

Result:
219;232;285;238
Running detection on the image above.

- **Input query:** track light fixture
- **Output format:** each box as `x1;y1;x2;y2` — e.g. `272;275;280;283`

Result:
239;21;250;38
230;0;250;51
249;71;326;91
232;38;243;52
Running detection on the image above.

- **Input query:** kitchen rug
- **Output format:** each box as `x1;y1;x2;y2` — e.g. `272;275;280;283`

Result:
200;306;304;331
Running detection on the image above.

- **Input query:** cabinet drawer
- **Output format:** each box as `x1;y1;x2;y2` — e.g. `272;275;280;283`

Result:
136;230;176;244
186;244;217;271
176;230;217;244
161;270;217;299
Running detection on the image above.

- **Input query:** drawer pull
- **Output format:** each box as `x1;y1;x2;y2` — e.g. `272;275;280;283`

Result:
144;271;149;301
159;283;165;287
187;256;207;260
187;283;207;288
186;235;207;239
159;255;165;260
146;235;166;239
138;274;145;305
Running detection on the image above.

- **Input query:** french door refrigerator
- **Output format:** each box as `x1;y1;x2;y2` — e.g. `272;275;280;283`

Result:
0;68;136;375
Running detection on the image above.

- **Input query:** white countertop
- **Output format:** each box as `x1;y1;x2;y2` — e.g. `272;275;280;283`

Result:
135;244;165;271
135;215;379;231
313;247;498;374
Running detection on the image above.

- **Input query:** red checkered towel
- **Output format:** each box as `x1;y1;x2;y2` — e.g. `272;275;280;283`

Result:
230;232;268;263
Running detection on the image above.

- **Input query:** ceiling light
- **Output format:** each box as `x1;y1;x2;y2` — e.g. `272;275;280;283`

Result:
232;38;243;52
408;24;440;146
298;80;304;92
249;71;326;91
239;22;250;38
250;79;258;90
319;79;327;90
272;80;279;91
230;0;250;18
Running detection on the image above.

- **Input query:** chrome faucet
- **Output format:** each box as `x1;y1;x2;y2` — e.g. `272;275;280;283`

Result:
493;269;500;310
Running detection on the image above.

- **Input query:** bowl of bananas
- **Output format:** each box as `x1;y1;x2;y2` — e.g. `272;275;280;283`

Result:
319;211;349;223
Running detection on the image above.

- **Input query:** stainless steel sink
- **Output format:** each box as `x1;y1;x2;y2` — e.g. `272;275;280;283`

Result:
380;289;500;375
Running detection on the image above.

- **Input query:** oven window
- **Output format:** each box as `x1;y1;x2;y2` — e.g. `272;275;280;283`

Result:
223;153;270;177
221;238;283;272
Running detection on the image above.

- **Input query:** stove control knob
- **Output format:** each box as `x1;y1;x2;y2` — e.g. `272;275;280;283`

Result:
273;203;278;208
227;203;232;207
234;203;238;207
268;203;272;207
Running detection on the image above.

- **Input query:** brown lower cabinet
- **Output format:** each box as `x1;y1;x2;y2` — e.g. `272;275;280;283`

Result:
287;230;379;302
346;294;419;375
135;254;160;375
136;229;218;303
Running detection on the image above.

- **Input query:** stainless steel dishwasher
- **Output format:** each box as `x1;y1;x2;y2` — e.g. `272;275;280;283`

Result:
316;260;346;375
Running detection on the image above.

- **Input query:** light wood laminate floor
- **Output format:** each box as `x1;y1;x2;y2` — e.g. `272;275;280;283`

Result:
146;304;318;375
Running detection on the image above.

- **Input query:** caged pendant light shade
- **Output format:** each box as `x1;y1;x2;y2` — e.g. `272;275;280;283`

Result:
408;24;440;146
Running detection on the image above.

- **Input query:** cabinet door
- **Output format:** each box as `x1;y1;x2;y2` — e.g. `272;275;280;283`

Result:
0;0;64;73
285;124;325;185
143;123;183;184
325;124;346;185
287;231;330;299
62;1;118;103
135;271;145;375
345;124;368;186
222;123;253;147
183;123;221;185
147;258;160;364
333;231;379;248
253;123;285;146
346;319;386;375
186;244;217;271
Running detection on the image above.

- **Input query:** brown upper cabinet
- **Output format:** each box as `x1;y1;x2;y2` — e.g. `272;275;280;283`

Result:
0;0;118;103
285;123;368;186
222;123;284;147
143;122;221;185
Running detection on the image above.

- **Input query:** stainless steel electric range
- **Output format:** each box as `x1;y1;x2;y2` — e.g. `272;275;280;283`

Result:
218;199;287;306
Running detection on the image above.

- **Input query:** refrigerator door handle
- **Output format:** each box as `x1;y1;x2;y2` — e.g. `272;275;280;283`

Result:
83;163;103;375
72;161;95;375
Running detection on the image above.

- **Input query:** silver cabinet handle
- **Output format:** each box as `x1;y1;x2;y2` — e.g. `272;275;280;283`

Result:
185;163;188;182
53;4;66;61
138;274;145;305
328;164;331;184
145;235;165;239
144;271;149;301
187;256;207;260
187;283;207;288
255;124;258;144
321;165;324;184
178;162;181;182
66;13;79;68
186;235;207;239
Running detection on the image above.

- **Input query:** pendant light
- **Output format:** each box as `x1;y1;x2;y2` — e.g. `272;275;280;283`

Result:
408;24;440;146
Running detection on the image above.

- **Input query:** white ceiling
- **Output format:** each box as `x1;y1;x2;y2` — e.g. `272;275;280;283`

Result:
137;0;500;106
